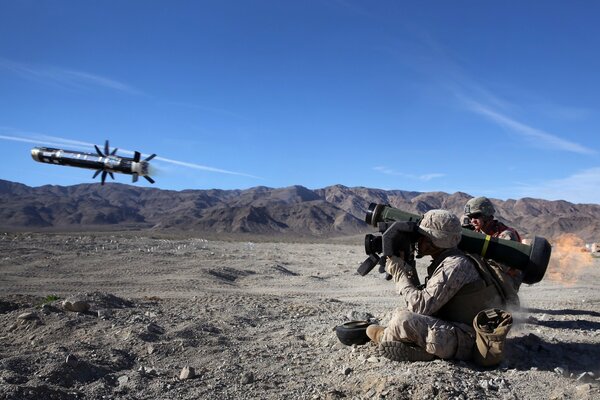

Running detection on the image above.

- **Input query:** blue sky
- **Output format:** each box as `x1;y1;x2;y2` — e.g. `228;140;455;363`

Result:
1;1;599;204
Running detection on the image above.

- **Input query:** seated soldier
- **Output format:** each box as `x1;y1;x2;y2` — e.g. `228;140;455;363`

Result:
366;210;507;362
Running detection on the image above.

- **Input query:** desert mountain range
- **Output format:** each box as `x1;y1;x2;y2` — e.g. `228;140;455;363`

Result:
1;179;599;242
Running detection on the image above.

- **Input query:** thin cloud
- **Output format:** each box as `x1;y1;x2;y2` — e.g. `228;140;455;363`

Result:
0;58;141;95
374;166;444;181
513;167;600;204
381;29;596;157
0;132;261;179
466;101;595;155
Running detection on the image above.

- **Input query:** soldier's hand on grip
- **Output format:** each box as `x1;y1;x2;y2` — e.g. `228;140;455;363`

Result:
385;256;407;282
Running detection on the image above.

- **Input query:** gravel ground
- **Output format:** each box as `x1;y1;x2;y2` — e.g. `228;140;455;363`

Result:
0;232;599;399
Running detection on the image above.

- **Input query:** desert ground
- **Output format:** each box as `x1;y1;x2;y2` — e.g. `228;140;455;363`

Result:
0;232;599;399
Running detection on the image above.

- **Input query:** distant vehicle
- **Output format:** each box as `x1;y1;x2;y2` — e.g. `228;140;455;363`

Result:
31;140;156;185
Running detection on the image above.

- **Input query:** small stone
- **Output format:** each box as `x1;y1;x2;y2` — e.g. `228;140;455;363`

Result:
343;367;352;376
179;366;195;380
346;310;375;322
17;312;38;321
117;375;129;385
97;309;111;319
577;372;594;382
147;345;155;355
62;300;90;313
554;367;566;376
146;323;164;334
366;356;379;363
241;372;254;384
138;366;158;376
65;354;78;368
575;383;592;394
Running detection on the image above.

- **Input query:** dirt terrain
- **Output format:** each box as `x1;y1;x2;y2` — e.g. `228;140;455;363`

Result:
0;232;599;399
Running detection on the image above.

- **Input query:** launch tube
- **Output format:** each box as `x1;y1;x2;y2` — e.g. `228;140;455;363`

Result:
364;203;551;284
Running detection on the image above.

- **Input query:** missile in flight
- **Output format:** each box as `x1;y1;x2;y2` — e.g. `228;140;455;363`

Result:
31;140;156;185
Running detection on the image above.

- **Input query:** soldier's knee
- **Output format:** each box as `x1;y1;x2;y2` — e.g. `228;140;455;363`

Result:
390;309;417;326
425;326;457;359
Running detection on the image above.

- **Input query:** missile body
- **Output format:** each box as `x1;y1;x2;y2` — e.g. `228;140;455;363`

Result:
31;141;156;185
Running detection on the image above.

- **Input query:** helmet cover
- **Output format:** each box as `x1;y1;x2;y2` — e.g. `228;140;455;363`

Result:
417;209;462;248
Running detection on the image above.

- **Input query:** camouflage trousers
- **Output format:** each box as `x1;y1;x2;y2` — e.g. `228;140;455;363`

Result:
381;309;475;360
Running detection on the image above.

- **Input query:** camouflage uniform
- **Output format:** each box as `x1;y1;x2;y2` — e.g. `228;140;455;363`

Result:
465;197;523;291
382;249;485;360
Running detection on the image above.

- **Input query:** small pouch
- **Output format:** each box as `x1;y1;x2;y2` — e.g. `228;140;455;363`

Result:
473;308;513;367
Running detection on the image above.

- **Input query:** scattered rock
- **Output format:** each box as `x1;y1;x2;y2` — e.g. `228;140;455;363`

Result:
97;309;112;319
65;354;78;368
346;310;375;322
62;299;90;313
17;312;38;321
577;372;595;382
117;375;129;386
241;371;254;384
40;304;54;315
139;366;159;376
146;323;165;334
343;367;352;376
179;366;195;380
575;383;593;396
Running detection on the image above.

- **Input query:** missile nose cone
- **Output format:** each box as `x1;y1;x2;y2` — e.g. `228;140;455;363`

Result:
31;148;41;162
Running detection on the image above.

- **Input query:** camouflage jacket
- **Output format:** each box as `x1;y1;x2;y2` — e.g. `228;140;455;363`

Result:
395;248;481;316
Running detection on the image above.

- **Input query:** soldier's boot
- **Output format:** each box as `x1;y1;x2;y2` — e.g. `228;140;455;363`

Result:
378;341;435;362
366;325;385;345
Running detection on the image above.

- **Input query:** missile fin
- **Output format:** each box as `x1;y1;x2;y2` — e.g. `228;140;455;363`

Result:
144;175;155;184
132;173;139;183
144;153;156;162
133;151;141;162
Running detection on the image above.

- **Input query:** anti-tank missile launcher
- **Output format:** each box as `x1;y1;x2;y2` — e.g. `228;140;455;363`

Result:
358;203;551;285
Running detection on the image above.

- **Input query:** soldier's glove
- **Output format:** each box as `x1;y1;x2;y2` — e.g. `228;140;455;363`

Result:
385;256;410;282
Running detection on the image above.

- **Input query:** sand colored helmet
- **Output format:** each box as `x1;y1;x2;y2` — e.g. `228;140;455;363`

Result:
417;210;462;249
464;197;495;217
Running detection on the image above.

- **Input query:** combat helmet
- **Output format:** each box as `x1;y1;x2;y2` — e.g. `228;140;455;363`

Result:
464;196;495;217
417;210;462;249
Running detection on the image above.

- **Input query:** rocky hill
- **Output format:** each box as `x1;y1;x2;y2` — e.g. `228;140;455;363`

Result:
1;179;599;242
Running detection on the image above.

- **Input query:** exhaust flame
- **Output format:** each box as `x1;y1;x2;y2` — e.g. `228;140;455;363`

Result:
546;234;595;286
